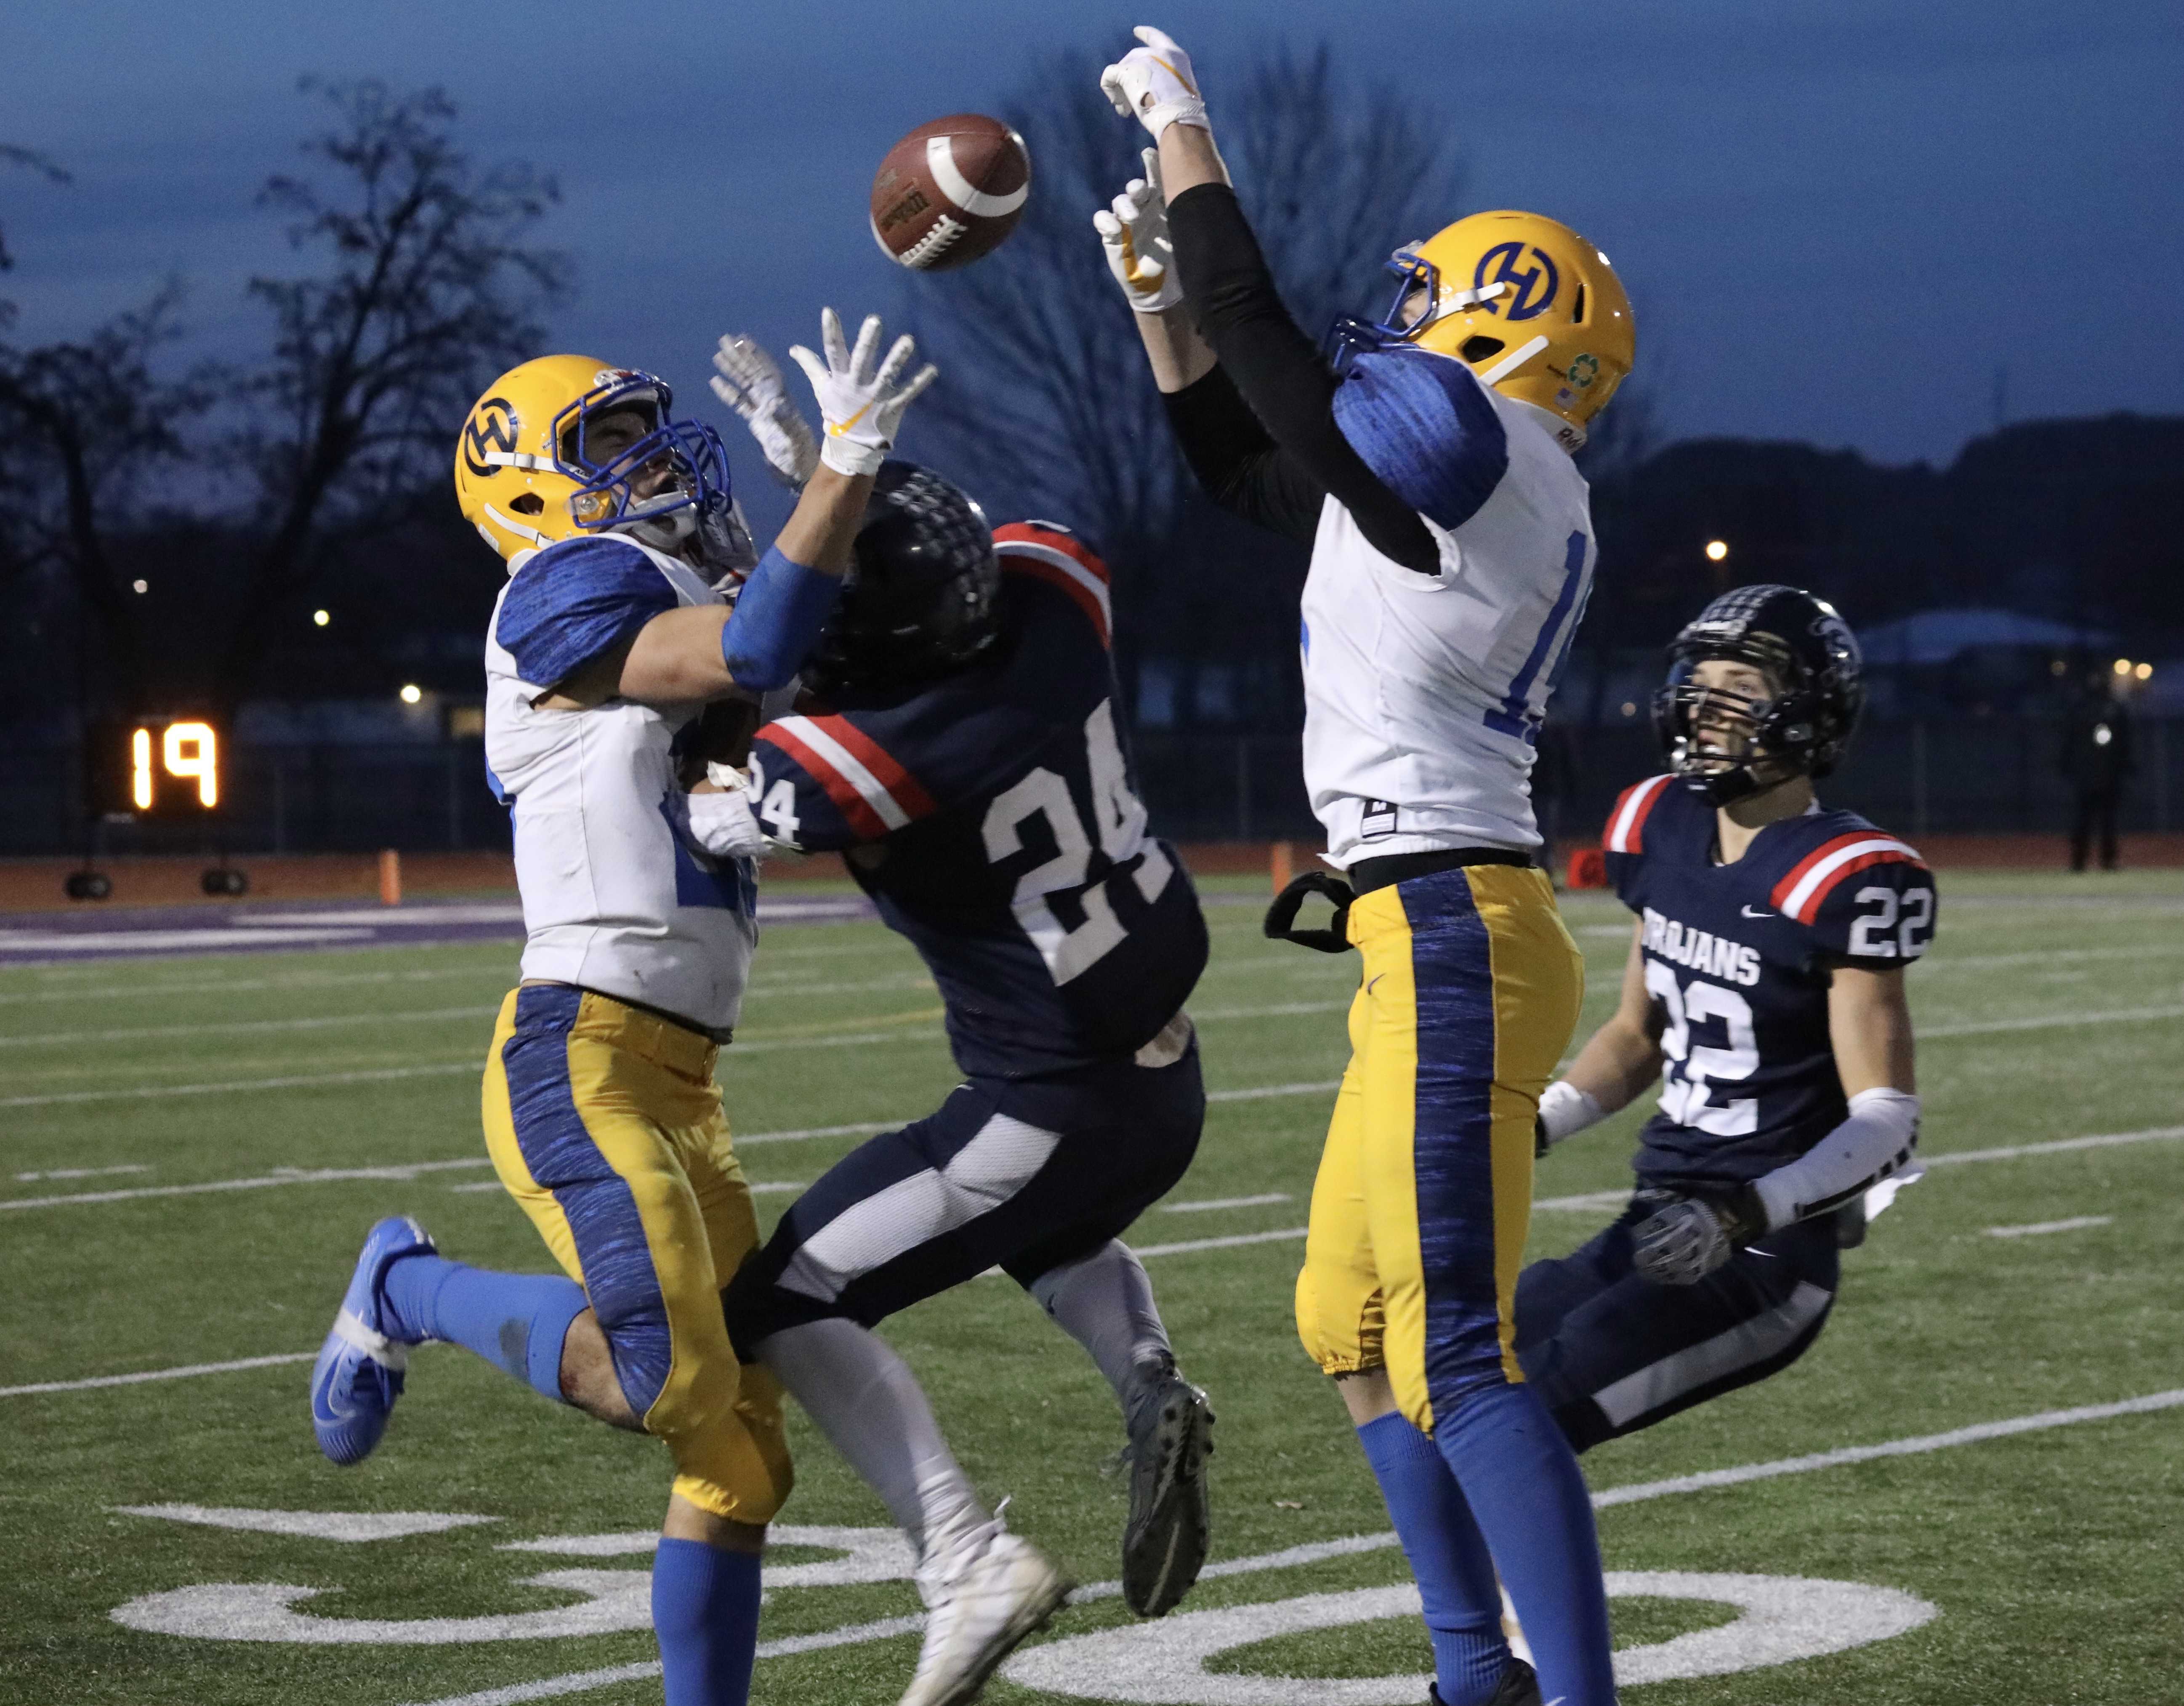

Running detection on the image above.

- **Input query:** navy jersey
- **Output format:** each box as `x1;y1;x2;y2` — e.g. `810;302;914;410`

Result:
748;523;1209;1078
1601;774;1937;1190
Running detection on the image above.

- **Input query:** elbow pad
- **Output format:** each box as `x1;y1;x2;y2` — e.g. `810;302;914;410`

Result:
718;545;839;692
1536;1080;1607;1149
1752;1087;1921;1231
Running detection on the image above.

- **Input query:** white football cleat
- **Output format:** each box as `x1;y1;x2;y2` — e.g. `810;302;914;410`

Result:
901;1518;1070;1706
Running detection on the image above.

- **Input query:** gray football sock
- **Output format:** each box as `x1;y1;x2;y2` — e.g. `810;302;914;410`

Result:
1029;1239;1176;1415
756;1316;986;1551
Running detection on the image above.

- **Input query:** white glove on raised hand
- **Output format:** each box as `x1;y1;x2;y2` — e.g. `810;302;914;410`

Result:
1093;147;1182;314
1100;26;1209;141
710;335;819;488
787;309;938;479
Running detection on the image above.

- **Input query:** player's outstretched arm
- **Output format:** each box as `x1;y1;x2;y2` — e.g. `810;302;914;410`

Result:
1100;27;1439;572
556;312;933;708
1096;146;1215;395
1538;923;1663;1152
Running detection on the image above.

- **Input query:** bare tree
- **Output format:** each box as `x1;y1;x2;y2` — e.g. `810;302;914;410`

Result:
0;145;70;298
213;79;569;707
0;284;211;694
904;42;1464;710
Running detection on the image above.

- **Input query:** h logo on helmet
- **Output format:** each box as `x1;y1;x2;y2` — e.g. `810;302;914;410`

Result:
462;398;519;478
1473;241;1560;322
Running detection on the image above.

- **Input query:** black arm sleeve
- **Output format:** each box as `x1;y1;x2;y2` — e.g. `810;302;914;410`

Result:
1160;365;1327;546
1166;182;1439;575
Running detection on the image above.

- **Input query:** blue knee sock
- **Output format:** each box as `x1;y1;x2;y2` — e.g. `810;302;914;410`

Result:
380;1254;587;1402
1434;1381;1617;1706
652;1538;762;1706
1357;1412;1509;1705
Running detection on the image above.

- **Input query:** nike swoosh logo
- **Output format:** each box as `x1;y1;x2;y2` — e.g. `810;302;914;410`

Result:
826;400;876;437
1740;905;1775;918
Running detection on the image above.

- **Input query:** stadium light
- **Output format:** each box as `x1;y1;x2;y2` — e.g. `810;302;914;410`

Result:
2113;658;2132;676
2135;663;2154;681
399;684;423;705
1704;540;1729;562
312;609;330;627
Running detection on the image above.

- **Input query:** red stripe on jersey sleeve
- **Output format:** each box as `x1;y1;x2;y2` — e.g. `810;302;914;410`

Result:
992;522;1111;583
803;714;940;820
1604;774;1673;854
754;724;892;841
1771;833;1929;923
996;548;1112;647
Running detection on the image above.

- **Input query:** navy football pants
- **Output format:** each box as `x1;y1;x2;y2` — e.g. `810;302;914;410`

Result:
722;1041;1203;1347
1515;1195;1839;1452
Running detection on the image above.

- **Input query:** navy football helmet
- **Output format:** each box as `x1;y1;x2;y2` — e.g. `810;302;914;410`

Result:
804;461;1002;697
1653;584;1864;804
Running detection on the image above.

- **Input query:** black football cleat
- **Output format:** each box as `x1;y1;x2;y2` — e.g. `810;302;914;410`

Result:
1427;1659;1542;1706
1120;1368;1215;1617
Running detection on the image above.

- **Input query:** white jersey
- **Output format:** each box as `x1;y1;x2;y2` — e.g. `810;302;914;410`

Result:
484;532;757;1033
1301;376;1595;866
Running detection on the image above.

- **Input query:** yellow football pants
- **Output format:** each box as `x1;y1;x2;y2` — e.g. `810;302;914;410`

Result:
1295;862;1583;1435
482;984;792;1525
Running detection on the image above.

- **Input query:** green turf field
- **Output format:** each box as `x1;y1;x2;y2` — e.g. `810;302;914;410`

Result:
3;871;2181;1705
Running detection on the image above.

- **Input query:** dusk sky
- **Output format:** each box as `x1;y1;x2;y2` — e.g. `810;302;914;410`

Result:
12;0;2182;512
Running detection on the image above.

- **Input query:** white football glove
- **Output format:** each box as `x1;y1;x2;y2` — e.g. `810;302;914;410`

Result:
1094;147;1182;314
787;308;937;479
665;787;766;862
710;335;819;488
1629;1188;1763;1286
1100;26;1210;141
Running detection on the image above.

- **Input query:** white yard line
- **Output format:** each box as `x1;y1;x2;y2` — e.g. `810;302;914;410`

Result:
0;964;509;1007
0;1156;493;1211
0;1352;315;1399
1206;1079;1341;1104
0;1061;480;1110
1134;1227;1308;1259
15;1163;149;1182
1986;1215;2113;1238
1587;1387;2184;1506
1922;1004;2184;1038
0;1005;500;1049
11;988;2171;1115
1923;1124;2184;1167
12;1102;2172;1216
404;1386;2184;1706
1163;1192;1293;1214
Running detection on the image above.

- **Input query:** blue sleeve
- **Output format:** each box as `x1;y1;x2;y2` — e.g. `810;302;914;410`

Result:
1330;347;1510;533
495;537;678;689
719;545;842;692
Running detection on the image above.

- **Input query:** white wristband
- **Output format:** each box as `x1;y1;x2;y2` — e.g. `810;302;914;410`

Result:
1538;1080;1606;1147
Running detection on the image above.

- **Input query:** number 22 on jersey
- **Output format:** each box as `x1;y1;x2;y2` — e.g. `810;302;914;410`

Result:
1646;960;1759;1135
982;701;1173;985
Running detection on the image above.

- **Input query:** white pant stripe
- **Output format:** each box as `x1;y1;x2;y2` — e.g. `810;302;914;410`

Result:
775;1113;1062;1304
1592;1280;1833;1428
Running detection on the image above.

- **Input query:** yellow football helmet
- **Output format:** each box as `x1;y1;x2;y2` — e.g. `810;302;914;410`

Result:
453;354;737;572
1333;210;1634;449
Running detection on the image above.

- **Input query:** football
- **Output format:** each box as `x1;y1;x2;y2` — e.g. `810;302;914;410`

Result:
870;113;1031;272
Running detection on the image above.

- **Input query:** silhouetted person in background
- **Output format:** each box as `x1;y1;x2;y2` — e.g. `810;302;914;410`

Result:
2062;672;2133;871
